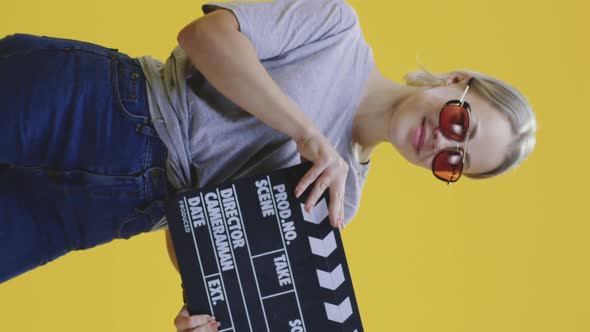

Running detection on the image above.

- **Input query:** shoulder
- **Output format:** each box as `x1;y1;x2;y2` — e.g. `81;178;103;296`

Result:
336;0;360;29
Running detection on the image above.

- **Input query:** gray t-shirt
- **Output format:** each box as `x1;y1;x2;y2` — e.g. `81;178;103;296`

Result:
137;0;375;231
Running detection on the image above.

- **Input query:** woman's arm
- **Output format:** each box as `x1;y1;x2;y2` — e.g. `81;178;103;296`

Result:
176;9;347;229
176;9;315;143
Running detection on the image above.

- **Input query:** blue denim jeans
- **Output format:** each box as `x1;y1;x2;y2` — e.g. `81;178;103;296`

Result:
0;33;173;284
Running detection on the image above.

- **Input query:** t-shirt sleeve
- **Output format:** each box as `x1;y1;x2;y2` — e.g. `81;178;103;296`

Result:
201;0;358;60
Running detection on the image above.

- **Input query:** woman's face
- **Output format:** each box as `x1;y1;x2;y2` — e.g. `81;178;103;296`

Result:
388;83;515;177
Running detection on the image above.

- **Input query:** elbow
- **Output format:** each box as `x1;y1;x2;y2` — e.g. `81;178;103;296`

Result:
176;25;190;46
177;10;240;48
177;22;207;49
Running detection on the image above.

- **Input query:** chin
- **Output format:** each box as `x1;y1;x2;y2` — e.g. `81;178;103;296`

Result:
407;158;427;170
403;150;430;171
395;146;419;167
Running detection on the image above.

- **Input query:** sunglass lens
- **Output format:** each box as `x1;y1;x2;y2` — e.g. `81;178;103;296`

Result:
440;104;470;141
432;150;464;182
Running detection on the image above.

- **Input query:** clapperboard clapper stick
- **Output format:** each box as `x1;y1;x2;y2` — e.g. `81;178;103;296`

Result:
166;161;364;332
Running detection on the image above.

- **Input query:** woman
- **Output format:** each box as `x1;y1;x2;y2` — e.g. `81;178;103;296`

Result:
0;0;536;330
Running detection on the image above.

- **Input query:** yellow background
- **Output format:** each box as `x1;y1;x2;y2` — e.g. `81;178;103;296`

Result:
1;0;588;331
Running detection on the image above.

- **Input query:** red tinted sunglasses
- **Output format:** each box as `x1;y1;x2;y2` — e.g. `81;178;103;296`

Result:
432;78;474;184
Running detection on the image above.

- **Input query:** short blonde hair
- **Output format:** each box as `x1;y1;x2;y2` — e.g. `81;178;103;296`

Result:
403;66;537;179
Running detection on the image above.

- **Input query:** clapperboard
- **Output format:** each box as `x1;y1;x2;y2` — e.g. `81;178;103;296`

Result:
166;161;364;331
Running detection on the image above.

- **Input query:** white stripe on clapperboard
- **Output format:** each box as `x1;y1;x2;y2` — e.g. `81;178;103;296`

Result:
183;197;214;315
261;289;295;300
231;184;271;332
250;248;284;259
200;192;236;330
266;175;308;332
216;188;254;332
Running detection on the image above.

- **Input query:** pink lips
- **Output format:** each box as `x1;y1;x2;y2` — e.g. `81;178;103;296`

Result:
412;117;426;154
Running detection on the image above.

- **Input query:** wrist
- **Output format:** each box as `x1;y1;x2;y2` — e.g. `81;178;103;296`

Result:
274;98;315;144
291;118;320;146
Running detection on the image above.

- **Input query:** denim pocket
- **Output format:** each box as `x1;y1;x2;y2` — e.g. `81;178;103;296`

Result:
0;41;154;175
14;165;147;250
112;58;149;121
115;166;170;239
111;57;161;139
116;60;141;103
116;199;167;239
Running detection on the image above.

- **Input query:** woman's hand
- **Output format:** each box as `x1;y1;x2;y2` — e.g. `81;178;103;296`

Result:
295;129;348;230
174;304;220;332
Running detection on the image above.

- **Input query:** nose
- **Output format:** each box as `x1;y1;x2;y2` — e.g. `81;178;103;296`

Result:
432;127;463;152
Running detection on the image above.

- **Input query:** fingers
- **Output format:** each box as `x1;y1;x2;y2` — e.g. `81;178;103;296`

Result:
304;173;328;210
185;321;221;332
295;161;326;199
293;130;347;229
339;204;344;228
298;161;347;229
305;174;328;211
175;304;217;331
328;181;345;229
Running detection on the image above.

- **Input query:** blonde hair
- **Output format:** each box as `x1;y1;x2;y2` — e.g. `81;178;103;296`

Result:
403;66;537;179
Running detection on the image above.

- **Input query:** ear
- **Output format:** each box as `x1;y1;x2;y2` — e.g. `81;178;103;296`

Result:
443;73;471;86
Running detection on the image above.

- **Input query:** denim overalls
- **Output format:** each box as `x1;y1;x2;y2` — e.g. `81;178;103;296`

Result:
0;33;174;284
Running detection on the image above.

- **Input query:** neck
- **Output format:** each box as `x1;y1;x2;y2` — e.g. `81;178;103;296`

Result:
351;67;415;163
